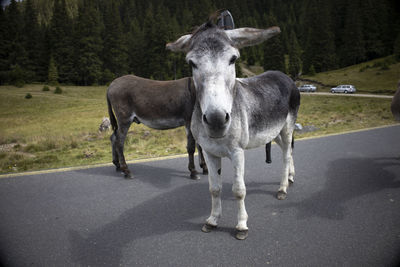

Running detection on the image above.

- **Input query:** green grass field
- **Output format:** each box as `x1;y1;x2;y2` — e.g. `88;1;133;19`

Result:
0;56;399;174
302;56;400;94
0;84;188;174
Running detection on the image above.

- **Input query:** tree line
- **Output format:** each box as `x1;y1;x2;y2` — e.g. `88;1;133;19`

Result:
0;0;399;86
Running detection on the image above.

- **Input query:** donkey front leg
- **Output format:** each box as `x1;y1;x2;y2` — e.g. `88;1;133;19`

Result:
231;150;248;240
201;152;222;233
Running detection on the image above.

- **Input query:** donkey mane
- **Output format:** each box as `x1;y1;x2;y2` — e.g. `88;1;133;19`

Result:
189;23;232;54
190;9;228;37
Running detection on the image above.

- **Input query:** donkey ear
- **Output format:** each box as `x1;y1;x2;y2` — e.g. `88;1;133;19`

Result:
166;34;192;52
226;26;281;49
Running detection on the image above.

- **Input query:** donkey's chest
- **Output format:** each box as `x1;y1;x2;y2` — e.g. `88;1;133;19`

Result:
197;135;234;158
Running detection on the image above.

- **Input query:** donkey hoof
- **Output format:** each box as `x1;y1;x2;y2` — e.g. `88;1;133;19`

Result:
124;172;134;179
277;190;287;200
289;179;294;186
201;223;217;233
190;173;200;180
235;229;248;240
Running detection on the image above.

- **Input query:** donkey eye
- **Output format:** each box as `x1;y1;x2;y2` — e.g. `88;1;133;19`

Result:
229;55;237;65
189;60;197;69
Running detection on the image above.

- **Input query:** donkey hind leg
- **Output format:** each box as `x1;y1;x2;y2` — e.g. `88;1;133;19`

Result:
231;150;248;240
275;125;295;200
197;144;208;174
265;142;272;164
110;131;120;171
115;123;132;179
186;126;200;180
275;135;295;185
201;152;222;233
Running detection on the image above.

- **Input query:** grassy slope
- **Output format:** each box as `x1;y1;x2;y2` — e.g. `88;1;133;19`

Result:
302;56;400;94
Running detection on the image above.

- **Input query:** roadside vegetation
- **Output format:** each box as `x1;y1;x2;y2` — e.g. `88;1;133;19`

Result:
301;56;400;94
0;82;397;175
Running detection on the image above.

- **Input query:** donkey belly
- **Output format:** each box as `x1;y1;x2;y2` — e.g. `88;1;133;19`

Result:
246;122;284;149
130;113;185;130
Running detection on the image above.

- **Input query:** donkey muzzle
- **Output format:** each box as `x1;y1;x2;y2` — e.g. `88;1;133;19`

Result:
202;110;230;138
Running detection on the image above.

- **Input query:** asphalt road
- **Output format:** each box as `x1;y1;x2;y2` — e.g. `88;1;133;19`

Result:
1;125;400;266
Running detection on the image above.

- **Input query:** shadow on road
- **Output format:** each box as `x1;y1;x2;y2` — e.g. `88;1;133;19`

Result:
280;157;400;220
76;162;193;189
69;181;209;266
69;162;279;266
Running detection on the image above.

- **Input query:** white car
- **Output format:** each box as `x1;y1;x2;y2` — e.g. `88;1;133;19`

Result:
298;84;317;92
331;85;356;94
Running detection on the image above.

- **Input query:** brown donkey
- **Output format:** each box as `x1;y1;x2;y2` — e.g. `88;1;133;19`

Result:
107;75;207;179
391;81;400;121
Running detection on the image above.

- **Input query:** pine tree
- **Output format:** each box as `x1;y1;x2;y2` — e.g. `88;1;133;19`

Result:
180;6;194;32
75;0;103;85
288;30;302;79
22;0;41;81
141;4;155;78
6;0;28;85
35;25;51;82
102;0;129;79
191;0;215;25
150;5;173;80
48;55;59;85
142;4;174;79
5;0;25;64
127;18;146;77
394;33;400;62
339;0;365;66
302;0;337;73
50;0;76;83
120;0;137;33
262;12;285;72
361;0;385;60
0;6;9;84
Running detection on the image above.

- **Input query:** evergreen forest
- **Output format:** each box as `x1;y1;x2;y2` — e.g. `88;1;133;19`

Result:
1;0;399;86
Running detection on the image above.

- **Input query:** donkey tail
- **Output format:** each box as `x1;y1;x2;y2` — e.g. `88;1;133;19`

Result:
107;94;118;131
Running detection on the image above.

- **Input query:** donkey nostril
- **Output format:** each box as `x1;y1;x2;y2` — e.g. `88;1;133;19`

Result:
203;114;209;125
225;113;230;123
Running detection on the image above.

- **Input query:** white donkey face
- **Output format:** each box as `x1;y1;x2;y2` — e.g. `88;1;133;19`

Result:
185;29;239;138
167;23;280;138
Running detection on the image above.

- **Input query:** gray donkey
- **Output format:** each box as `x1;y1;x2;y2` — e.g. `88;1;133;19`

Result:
167;21;300;240
107;75;207;179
